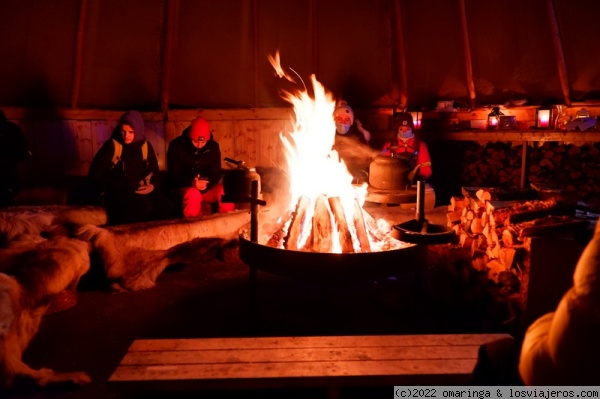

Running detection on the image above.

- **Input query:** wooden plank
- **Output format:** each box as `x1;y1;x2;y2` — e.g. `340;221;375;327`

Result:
258;119;289;169
127;334;509;351
233;120;260;167
210;120;235;164
111;359;478;381
144;121;167;170
63;120;93;176
109;334;511;391
91;120;114;156
120;345;485;366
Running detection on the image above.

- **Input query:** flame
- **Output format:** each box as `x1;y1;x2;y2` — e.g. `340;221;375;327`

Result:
268;50;295;83
269;52;408;253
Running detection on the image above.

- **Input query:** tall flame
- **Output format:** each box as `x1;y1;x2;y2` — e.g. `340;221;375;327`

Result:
270;52;370;253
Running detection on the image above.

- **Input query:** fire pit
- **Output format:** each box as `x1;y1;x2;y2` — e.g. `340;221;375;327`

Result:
239;227;425;283
238;53;429;324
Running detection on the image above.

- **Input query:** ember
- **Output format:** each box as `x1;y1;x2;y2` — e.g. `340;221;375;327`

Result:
260;52;411;254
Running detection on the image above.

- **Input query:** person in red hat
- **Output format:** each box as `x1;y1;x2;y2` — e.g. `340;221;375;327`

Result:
380;112;432;181
166;117;234;218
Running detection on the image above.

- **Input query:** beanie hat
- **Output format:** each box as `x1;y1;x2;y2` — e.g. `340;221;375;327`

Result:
333;101;354;125
189;117;211;142
118;110;145;142
394;112;414;130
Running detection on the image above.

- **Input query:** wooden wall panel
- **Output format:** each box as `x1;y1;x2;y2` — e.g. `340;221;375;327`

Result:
257;119;290;169
210;121;236;164
144;121;166;170
233;121;262;168
5;106;600;189
63;120;93;176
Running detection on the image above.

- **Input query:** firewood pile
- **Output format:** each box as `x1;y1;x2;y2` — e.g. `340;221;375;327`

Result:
461;141;600;199
446;187;589;320
266;195;408;253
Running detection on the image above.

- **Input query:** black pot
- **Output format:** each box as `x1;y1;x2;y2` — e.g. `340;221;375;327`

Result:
222;158;261;201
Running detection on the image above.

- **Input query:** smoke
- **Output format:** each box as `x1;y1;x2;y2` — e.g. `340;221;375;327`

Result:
333;135;380;175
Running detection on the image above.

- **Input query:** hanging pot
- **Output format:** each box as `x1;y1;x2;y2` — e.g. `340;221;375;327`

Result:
222;158;261;201
368;155;411;190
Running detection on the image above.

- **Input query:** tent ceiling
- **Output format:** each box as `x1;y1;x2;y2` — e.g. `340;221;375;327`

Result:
0;0;598;111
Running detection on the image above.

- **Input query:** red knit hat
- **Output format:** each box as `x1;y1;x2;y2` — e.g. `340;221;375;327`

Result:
189;117;211;142
394;112;414;130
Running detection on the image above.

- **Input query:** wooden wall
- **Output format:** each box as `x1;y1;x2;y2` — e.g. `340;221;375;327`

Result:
4;105;600;187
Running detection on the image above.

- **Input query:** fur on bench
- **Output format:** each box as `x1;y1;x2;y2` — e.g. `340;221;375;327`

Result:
0;234;92;388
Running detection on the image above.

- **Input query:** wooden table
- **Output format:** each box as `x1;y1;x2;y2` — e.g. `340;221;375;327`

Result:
109;333;512;397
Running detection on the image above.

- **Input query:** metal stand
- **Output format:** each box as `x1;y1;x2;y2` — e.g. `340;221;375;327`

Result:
223;180;266;335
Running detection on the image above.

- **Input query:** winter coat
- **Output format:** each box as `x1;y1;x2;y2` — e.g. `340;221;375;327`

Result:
166;125;222;193
381;135;432;180
89;113;159;196
88;110;161;224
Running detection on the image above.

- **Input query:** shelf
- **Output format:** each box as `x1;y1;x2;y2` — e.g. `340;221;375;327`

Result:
423;129;600;143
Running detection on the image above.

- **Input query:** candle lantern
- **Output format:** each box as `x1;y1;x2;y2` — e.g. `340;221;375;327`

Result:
487;107;503;130
410;111;422;129
536;106;553;129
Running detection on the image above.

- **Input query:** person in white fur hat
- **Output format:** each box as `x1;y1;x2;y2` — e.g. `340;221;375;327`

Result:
332;100;373;183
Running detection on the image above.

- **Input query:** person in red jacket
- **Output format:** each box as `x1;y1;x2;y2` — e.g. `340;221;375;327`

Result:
166;117;235;218
380;112;432;181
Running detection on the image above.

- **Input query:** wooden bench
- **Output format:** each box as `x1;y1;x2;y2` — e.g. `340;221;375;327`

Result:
109;333;511;397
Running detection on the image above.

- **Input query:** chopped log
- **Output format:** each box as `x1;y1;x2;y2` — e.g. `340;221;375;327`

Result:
328;196;354;253
310;195;333;253
284;196;310;250
353;199;371;253
486;228;501;259
498;247;516;271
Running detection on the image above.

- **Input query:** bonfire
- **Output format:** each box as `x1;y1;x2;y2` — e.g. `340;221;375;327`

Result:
260;52;412;254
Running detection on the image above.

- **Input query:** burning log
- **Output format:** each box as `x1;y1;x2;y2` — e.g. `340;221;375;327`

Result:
353;199;371;252
284;196;310;250
266;210;293;248
308;195;333;253
328;196;354;253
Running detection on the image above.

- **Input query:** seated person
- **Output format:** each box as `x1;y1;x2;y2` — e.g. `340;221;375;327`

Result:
88;110;171;225
332;101;373;184
519;218;600;385
380;112;432;182
166;117;234;218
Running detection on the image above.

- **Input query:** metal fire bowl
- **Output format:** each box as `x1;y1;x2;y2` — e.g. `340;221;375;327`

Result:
392;219;456;245
239;229;425;283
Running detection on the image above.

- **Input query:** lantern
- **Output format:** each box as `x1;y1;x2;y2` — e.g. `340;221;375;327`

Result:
410;111;422;129
536;106;552;129
487;107;503;130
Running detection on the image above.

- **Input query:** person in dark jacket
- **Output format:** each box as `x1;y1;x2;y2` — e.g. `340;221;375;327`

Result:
88;110;169;225
332;101;374;184
0;109;31;206
166;117;234;218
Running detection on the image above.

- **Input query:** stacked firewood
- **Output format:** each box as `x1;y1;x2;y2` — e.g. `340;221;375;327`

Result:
462;141;600;199
447;189;572;285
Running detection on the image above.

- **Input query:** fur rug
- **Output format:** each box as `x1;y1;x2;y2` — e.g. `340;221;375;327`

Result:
75;224;239;292
0;206;107;247
0;235;92;388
